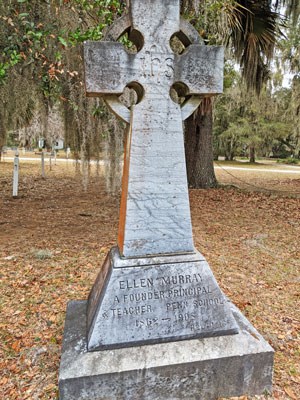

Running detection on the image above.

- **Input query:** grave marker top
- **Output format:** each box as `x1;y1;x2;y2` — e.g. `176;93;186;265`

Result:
84;0;224;257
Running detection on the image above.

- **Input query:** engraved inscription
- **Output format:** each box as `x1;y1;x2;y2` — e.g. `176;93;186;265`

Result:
119;278;154;289
87;251;238;350
111;304;153;317
158;273;203;285
139;45;174;83
106;269;229;336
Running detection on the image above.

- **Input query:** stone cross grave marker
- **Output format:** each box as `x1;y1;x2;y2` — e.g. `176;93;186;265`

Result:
84;0;223;258
83;0;238;351
59;2;274;398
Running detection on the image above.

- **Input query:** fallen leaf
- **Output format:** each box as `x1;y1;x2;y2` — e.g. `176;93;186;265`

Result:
284;387;298;400
11;341;21;352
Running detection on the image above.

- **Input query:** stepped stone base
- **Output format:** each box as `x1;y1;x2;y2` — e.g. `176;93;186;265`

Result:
59;300;274;400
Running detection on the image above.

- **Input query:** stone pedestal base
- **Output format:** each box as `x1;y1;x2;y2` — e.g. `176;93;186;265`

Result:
59;301;274;400
87;248;238;350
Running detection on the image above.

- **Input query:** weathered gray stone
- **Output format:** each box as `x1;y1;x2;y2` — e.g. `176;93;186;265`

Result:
104;15;204;124
59;300;274;400
58;1;274;398
87;247;238;351
84;0;224;258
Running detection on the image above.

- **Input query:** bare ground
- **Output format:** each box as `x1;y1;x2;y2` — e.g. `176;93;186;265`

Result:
0;160;299;400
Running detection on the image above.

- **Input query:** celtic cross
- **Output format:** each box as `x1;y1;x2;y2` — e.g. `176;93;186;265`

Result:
84;0;223;258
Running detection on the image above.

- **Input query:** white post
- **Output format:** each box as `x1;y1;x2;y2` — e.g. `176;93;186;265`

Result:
13;151;19;197
41;151;45;178
0;148;4;162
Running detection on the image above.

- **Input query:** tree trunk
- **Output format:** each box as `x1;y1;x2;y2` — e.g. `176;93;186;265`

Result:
184;99;217;188
249;145;255;163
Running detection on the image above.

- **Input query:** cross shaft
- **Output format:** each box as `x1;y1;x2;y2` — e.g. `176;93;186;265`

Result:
84;0;223;257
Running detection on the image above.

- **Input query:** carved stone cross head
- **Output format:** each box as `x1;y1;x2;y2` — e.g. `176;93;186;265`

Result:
84;0;224;258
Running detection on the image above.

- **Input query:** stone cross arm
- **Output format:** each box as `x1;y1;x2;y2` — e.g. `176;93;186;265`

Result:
84;42;136;96
84;42;224;99
174;45;224;95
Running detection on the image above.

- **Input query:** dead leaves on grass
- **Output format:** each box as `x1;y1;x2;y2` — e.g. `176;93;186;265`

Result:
0;162;299;399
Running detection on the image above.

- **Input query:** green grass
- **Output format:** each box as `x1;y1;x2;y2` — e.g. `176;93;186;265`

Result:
276;157;300;165
31;248;53;260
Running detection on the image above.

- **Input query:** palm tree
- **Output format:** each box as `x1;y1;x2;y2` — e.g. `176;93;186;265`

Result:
183;0;297;188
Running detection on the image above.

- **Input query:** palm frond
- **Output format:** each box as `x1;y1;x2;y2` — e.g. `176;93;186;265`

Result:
228;1;279;93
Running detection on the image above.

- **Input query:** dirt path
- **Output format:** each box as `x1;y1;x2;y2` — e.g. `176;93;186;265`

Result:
0;161;299;399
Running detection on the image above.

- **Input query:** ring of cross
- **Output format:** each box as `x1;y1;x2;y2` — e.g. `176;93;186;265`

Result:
103;14;204;124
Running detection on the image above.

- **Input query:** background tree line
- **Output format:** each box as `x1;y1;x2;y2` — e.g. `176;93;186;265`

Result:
214;66;299;163
0;0;299;190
